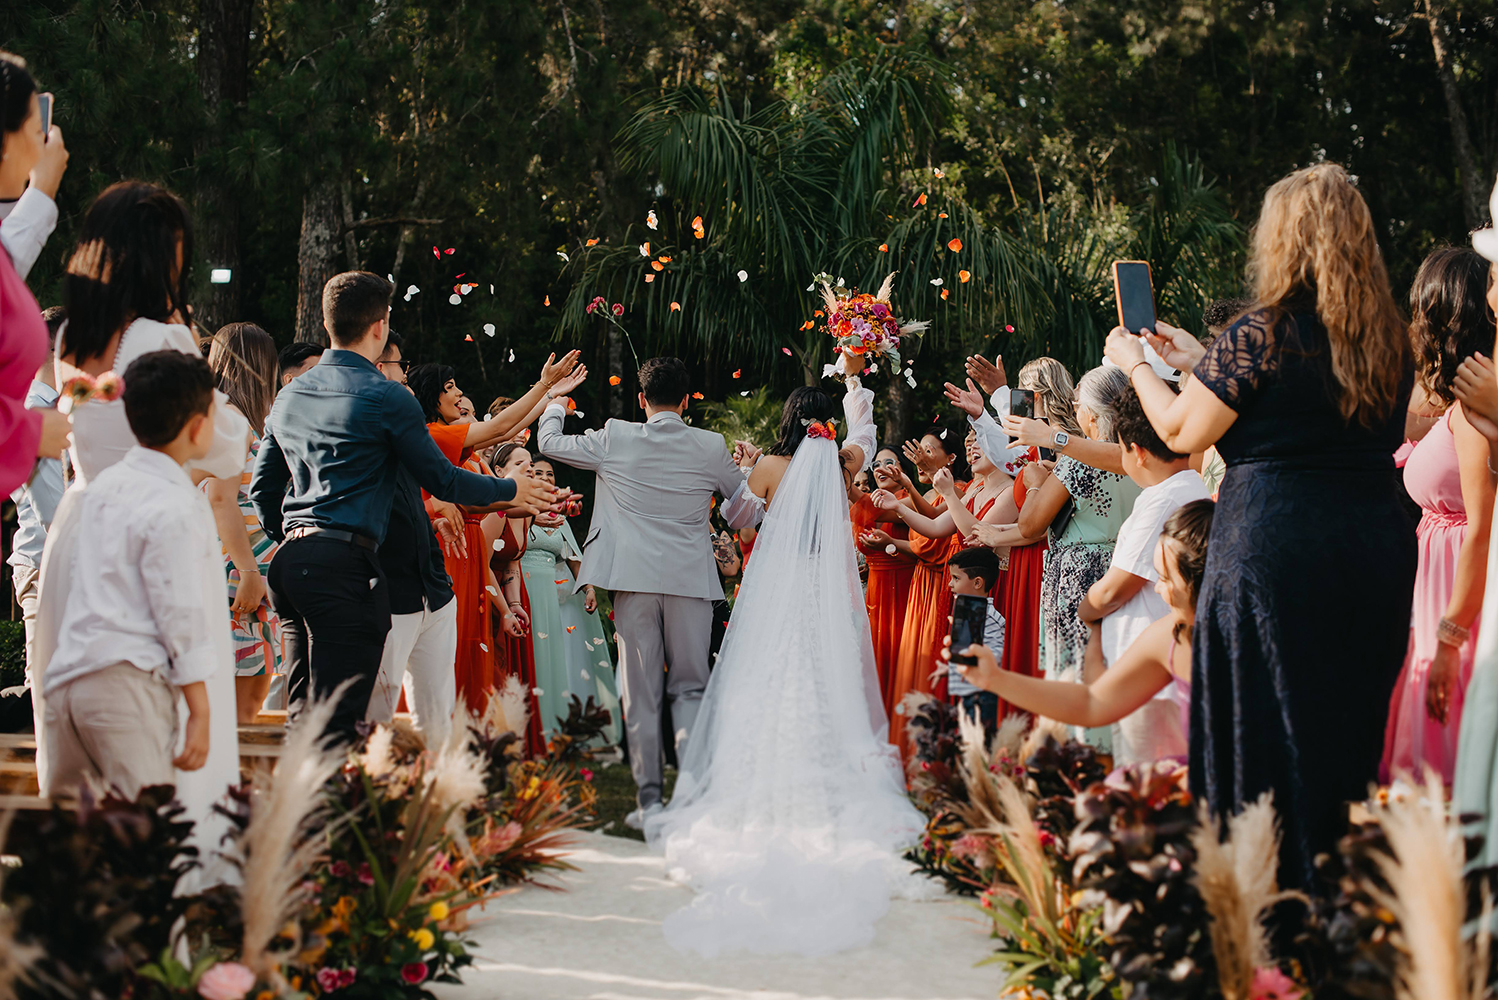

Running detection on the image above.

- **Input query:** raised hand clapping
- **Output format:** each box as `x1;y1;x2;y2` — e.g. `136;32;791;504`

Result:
943;378;986;418
870;488;902;512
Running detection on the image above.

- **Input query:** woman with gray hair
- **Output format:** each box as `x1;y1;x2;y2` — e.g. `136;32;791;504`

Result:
977;365;1140;750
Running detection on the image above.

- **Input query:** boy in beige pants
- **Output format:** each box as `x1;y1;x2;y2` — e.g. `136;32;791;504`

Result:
42;350;220;797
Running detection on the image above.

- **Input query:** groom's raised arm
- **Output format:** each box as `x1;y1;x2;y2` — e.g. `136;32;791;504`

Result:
538;401;609;471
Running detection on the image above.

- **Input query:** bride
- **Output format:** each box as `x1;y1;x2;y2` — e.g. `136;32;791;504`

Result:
645;354;928;957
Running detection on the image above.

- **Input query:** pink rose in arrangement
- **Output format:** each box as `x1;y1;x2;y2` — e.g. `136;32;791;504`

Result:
314;968;345;993
328;860;351;878
1250;967;1303;1000
357;862;375;886
196;961;257;1000
400;963;429;985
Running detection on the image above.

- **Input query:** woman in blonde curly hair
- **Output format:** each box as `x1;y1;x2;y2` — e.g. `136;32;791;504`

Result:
1104;162;1416;889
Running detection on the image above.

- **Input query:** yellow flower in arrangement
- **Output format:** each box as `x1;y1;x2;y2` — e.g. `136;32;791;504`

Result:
521;776;542;800
409;927;436;951
330;895;357;929
429;901;450;922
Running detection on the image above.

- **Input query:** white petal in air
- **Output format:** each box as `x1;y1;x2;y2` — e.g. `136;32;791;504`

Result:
885;544;897;555
448;294;462;305
508;349;516;362
492;539;505;552
598;660;609;668
557;251;570;262
929;278;944;286
737;270;749;283
647;210;659;230
479;643;488;652
483;323;496;337
536;633;548;640
581;669;590;680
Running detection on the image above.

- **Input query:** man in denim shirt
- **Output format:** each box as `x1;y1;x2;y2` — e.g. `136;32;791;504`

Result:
8;306;65;689
250;272;555;740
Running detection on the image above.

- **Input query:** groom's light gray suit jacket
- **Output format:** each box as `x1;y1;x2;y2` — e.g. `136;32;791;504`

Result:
536;405;763;600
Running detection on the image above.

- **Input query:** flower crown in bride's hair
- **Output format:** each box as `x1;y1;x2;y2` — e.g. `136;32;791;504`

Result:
802;418;836;440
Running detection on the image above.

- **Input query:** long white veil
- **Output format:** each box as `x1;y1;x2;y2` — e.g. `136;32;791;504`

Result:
645;427;927;957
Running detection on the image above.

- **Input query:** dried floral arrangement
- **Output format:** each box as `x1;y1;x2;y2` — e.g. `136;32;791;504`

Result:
0;682;607;1000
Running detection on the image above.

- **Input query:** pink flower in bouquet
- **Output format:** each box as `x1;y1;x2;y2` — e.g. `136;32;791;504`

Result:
950;834;987;861
1250;966;1303;1000
93;372;123;402
611;303;624;316
433;851;452;872
580;768;594;782
356;862;375;886
197;961;256;1000
328;860;351;878
401;963;429;985
492;821;523;854
315;968;356;992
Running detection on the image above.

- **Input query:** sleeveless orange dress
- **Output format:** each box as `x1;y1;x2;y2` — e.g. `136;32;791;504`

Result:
998;476;1047;716
493;517;542;754
889;487;996;762
851;493;916;718
427;424;497;715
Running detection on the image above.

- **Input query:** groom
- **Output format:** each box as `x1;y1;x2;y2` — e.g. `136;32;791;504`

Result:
538;357;764;828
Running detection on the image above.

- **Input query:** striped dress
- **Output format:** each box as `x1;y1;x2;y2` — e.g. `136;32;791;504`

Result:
225;435;283;676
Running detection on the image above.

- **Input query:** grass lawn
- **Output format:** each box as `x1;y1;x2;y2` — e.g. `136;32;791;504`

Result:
586;761;676;842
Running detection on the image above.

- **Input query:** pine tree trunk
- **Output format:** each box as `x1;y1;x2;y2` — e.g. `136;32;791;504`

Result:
295;178;341;345
193;0;251;333
1426;0;1485;229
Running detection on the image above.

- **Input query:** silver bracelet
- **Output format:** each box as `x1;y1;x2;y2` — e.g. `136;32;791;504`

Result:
1438;617;1471;647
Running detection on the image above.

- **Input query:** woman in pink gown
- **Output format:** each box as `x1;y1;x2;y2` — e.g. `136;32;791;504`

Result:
1381;246;1496;785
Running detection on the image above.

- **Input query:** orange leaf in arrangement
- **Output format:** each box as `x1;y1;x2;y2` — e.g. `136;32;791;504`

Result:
609;375;622;386
586;238;599;246
913;193;927;207
669;301;681;311
878;244;889;253
732;370;742;378
947;238;963;252
959;270;971;283
651;261;664;271
692;392;704;399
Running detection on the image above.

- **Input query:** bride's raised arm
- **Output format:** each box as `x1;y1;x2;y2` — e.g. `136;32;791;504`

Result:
838;360;876;479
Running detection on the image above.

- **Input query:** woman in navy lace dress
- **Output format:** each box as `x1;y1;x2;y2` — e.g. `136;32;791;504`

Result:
1105;163;1416;888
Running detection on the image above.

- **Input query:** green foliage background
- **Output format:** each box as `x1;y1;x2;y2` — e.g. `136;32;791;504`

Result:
3;0;1494;440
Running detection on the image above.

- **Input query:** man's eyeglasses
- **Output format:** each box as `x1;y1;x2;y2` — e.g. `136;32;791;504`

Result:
381;359;412;371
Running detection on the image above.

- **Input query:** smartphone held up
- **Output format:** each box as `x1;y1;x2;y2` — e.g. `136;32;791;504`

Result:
948;594;988;667
1112;260;1156;335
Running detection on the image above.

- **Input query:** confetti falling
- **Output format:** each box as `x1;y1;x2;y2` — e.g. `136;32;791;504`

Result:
939;212;949;219
543;295;551;306
669;301;681;311
483;323;496;337
586;238;599;246
934;168;945;178
566;625;576;633
445;248;455;255
609;375;622;386
508;349;516;362
736;270;748;283
650;261;664;271
878;243;888;252
464;334;473;341
493;539;506;552
691;392;704;399
555;579;568;585
947;238;964;252
645;274;656;283
449;294;462;305
929;278;944;286
639;242;651;256
941;288;949;300
959;270;971;283
732;369;742;378
913;192;927;207
431;246;440;259
799;321;814;331
404;284;420;302
646;210;659;230
886;544;897;555
740;390;750;396
782;347;793;355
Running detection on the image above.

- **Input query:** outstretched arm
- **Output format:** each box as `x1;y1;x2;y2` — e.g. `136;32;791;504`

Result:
947;618;1176;728
465;352;585;452
536;400;609;471
839;369;876;476
872;488;956;538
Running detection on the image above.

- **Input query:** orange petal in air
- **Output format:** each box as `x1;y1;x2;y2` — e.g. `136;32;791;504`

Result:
947;238;963;252
732;370;742;378
609;375;622;385
586;238;599;246
959;270;971;283
669;301;681;311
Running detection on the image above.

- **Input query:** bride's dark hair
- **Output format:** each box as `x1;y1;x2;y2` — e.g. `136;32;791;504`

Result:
768;386;837;456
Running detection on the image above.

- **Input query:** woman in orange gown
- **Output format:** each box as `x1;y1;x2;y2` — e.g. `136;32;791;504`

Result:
849;448;918;716
486;442;542;754
998;465;1049;699
879;428;1015;762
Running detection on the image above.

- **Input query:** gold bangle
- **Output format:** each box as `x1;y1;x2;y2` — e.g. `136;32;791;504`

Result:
1129;361;1152;380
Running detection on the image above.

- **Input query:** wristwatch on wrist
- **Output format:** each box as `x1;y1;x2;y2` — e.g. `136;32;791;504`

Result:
1052;430;1070;450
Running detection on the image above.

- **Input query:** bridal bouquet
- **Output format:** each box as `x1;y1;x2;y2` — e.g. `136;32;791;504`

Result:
813;272;928;376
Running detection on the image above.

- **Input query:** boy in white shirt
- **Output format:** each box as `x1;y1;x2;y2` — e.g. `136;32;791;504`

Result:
1078;388;1209;765
43;350;221;798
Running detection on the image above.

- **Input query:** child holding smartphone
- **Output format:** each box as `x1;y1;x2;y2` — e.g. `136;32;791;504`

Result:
945;547;1005;731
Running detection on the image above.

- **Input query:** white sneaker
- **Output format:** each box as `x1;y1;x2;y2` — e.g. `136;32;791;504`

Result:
624;802;664;831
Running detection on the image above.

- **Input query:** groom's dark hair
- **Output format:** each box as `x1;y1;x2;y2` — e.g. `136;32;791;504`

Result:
639;357;691;406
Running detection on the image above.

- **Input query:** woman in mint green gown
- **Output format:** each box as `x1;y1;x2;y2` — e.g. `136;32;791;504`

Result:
522;513;623;747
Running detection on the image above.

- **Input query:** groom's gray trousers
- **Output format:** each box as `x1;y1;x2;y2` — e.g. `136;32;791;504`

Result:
613;591;713;809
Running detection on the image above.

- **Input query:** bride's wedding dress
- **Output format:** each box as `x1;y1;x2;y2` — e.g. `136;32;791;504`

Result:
645;380;928;957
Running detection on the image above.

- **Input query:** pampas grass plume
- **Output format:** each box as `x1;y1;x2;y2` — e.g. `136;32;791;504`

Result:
239;688;348;984
1371;769;1479;1000
1192;793;1290;1000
